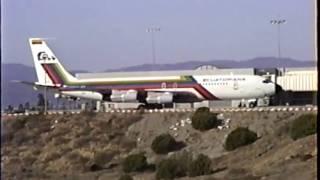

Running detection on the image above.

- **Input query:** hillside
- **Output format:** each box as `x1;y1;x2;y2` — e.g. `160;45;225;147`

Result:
1;64;39;108
1;111;317;180
105;57;316;72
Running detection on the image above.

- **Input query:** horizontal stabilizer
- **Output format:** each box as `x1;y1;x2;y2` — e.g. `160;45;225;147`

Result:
12;80;59;93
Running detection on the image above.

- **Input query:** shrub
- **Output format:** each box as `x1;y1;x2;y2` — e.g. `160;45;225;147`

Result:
119;138;137;151
191;107;219;131
10;117;27;131
175;151;193;174
275;122;290;137
80;110;97;117
290;114;317;140
188;154;212;177
88;163;103;172
225;127;258;151
195;107;210;113
156;152;212;179
122;153;148;173
151;134;177;154
119;174;133;180
93;151;114;167
155;151;194;179
66;152;89;165
156;158;186;180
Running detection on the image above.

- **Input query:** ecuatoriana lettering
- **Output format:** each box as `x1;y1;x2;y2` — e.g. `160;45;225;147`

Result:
203;77;246;82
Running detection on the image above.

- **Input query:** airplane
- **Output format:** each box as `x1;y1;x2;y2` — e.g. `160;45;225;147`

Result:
20;38;282;109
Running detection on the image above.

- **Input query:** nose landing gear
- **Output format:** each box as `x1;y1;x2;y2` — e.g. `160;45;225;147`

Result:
238;99;258;108
248;101;257;108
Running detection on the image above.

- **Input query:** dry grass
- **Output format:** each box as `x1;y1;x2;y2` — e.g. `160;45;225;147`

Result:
1;111;317;180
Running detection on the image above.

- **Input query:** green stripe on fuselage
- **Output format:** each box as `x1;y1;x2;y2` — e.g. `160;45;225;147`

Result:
51;63;195;86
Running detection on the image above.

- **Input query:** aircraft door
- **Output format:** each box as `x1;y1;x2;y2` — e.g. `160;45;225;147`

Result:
230;73;239;90
161;82;167;89
173;82;178;89
233;80;239;90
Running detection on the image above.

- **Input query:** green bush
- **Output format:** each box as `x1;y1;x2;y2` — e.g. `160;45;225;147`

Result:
156;158;186;180
81;111;97;117
119;174;133;180
151;134;177;154
188;154;212;177
93;151;114;166
195;107;210;113
225;127;258;151
122;153;148;173
290;114;317;140
10;117;27;131
191;107;219;131
155;152;213;179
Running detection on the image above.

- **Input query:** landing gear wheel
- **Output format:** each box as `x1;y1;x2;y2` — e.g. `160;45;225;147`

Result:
137;105;146;111
154;104;163;109
138;104;163;110
249;102;255;108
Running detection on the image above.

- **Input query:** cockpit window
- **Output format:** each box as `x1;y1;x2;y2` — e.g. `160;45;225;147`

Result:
262;79;272;83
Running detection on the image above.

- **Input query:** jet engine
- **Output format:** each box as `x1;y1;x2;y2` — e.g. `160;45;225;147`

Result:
110;90;138;102
61;91;103;101
146;92;173;104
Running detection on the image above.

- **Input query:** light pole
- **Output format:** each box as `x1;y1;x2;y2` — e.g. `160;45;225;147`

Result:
314;0;317;62
40;37;56;114
43;57;48;115
270;19;286;70
146;27;160;70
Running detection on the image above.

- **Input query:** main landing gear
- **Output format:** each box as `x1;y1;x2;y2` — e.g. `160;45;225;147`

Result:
137;104;163;110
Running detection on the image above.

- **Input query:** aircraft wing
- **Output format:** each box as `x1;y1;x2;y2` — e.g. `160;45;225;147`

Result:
144;89;201;102
11;80;60;93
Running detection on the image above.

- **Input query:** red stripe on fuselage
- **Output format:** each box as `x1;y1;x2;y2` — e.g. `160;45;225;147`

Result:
42;64;61;85
62;83;219;100
194;84;219;100
47;64;65;84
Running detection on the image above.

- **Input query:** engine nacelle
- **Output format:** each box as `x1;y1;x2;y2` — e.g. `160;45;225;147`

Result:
110;90;138;102
146;92;173;104
61;91;103;101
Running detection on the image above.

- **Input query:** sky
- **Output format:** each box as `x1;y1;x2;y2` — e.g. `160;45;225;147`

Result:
1;0;316;72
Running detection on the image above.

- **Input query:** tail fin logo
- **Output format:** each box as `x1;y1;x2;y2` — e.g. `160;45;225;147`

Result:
37;51;56;61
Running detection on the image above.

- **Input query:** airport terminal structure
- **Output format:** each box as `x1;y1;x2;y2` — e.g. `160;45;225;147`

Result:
74;66;317;111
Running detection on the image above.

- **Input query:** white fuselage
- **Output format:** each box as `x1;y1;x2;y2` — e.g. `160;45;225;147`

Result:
28;38;277;104
59;74;276;102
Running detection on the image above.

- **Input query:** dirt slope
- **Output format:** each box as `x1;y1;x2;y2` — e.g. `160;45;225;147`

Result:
1;111;317;180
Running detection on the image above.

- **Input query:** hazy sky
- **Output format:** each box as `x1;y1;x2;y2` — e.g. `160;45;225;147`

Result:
2;0;316;71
